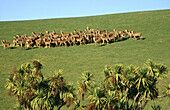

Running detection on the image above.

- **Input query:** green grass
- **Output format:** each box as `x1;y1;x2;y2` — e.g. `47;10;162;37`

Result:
0;9;170;110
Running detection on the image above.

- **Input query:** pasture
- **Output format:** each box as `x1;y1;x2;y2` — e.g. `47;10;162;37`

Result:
0;9;170;109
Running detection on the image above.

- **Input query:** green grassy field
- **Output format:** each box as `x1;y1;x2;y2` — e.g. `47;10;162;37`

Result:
0;9;170;110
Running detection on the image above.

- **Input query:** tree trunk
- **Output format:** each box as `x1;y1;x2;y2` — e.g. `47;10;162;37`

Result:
57;102;65;110
141;100;149;110
26;107;30;110
125;87;129;109
131;92;140;109
157;94;170;98
37;106;42;110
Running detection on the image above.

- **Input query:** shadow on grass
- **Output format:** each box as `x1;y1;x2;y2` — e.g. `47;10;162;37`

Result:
117;37;129;42
133;37;146;41
134;37;146;41
25;47;39;50
140;38;146;40
8;47;17;49
100;43;107;47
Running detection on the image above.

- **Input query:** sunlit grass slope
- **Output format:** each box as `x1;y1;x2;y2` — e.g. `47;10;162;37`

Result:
0;9;170;110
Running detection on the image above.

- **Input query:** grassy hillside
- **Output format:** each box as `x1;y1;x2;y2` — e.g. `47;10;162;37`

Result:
0;9;170;110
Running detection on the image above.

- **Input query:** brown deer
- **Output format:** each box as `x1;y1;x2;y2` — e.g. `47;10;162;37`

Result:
87;27;95;33
19;34;27;40
51;30;56;35
26;36;34;42
43;31;50;38
20;40;26;48
108;32;116;43
113;29;124;37
77;29;84;36
1;40;10;48
100;34;109;44
129;30;136;38
35;38;43;47
93;37;102;47
120;32;128;38
61;30;69;37
26;41;34;48
97;30;108;35
32;32;43;38
58;38;70;47
13;36;19;46
85;33;93;43
43;38;51;48
52;32;62;38
51;39;59;47
71;32;80;37
125;29;131;38
25;39;34;48
16;34;25;41
73;30;78;35
131;31;142;40
74;35;87;45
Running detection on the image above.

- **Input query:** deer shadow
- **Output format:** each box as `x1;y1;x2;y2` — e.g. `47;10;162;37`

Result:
100;43;107;47
24;47;39;50
9;47;17;49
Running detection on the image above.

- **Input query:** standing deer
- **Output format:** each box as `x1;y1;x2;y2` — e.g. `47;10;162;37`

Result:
108;32;116;43
131;31;142;40
93;36;102;47
1;40;10;48
13;36;19;46
100;34;109;44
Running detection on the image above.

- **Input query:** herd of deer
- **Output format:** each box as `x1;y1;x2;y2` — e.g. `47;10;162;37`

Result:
1;27;143;48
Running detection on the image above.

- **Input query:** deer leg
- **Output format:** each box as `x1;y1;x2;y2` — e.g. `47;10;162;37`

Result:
106;39;109;44
140;36;143;40
64;42;67;47
134;36;136;40
95;42;97;47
